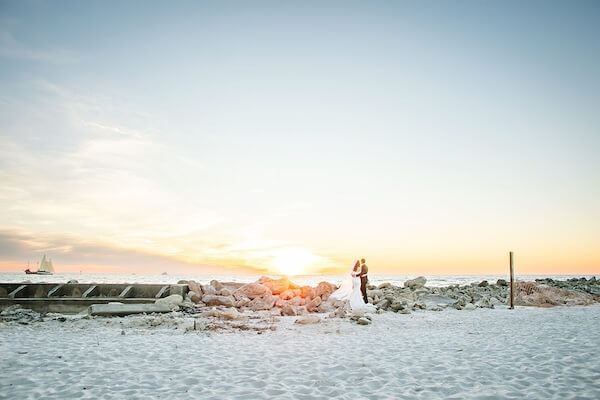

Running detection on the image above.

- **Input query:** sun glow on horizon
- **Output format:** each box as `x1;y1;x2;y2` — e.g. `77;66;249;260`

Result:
272;248;316;276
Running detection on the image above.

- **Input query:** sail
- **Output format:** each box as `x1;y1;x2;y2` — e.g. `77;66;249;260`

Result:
39;255;52;273
47;259;55;273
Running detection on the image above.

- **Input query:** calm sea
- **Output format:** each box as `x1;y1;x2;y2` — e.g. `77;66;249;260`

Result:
0;272;595;287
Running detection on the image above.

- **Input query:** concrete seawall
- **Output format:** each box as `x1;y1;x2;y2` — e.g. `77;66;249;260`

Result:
0;282;189;313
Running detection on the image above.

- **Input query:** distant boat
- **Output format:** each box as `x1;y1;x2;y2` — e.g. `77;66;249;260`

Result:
25;254;55;275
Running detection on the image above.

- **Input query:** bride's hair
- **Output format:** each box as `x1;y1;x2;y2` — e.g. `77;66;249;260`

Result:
353;260;360;271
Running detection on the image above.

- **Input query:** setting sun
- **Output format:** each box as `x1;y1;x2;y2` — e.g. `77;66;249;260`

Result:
272;248;314;276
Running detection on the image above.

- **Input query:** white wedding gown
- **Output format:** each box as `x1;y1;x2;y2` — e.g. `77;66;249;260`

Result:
329;262;376;312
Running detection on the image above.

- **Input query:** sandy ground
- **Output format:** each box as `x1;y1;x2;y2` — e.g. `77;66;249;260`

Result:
1;305;599;399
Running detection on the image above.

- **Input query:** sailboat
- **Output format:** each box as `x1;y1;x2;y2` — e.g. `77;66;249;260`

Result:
25;254;55;275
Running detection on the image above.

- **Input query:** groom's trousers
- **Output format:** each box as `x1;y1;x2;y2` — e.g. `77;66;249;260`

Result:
360;277;368;303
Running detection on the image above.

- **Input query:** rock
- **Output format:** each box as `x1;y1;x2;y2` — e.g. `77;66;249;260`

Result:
377;282;392;289
218;288;232;297
390;300;404;311
357;317;371;325
318;301;334;313
201;294;235;307
496;279;508;286
67;280;79;284
306;296;322;312
289;296;306;306
404;276;427;289
177;280;188;284
233;283;271;300
399;309;411;314
258;276;298;295
335;308;346;318
295;315;321;324
218;307;242;320
189;291;202;304
376;299;390;310
351;309;365;318
280;289;295;300
210;280;224;291
463;303;476;311
315;281;337;300
188;280;203;296
155;294;183;309
368;289;384;298
300;286;314;299
235;296;251;308
419;294;455;309
202;284;217;295
367;284;377;290
281;304;297;316
246;293;276;311
478;280;489;287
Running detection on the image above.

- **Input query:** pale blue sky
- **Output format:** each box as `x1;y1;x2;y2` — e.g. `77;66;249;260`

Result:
0;1;599;274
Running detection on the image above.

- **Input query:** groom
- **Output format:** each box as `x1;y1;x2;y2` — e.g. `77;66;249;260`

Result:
359;258;369;303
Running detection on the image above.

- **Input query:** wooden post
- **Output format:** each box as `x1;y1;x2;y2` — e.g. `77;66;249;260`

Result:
509;251;514;309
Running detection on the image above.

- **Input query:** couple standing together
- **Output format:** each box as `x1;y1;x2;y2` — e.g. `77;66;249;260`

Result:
329;258;376;312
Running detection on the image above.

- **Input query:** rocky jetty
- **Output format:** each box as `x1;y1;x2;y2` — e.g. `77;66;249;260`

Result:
180;275;599;322
3;276;597;332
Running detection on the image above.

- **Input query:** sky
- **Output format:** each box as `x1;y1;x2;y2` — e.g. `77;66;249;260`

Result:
0;0;599;276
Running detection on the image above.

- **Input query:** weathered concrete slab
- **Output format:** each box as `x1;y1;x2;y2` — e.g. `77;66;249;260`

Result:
8;285;27;298
119;285;134;298
88;303;173;316
48;284;64;297
82;285;98;298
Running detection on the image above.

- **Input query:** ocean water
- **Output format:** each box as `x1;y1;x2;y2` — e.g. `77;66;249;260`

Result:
0;272;595;288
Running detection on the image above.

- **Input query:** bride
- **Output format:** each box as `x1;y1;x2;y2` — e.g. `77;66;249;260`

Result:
329;259;376;312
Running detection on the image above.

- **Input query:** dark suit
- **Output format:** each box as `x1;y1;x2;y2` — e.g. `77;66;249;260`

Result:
360;263;368;303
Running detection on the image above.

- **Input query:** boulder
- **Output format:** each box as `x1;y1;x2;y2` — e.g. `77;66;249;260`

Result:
289;296;306;306
203;307;243;320
295;315;321;324
376;299;390;310
463;303;476;311
315;281;337;300
258;276;298;295
377;282;392;289
235;296;251;308
189;291;202;304
155;294;183;309
202;294;235;307
357;317;371;325
404;276;427;289
233;283;271;300
419;294;455;309
300;286;314;299
478;280;489;287
210;280;224;291
218;288;232;297
280;289;295;300
317;302;333;313
281;304;297;316
219;307;242;320
202;284;217;295
246;293;276;311
390;300;404;311
306;296;322;312
188;280;203;296
496;279;508;286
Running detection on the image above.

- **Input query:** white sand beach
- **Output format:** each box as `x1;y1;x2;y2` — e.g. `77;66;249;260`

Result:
2;305;599;399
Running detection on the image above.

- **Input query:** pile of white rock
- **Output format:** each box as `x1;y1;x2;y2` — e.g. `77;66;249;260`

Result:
182;276;340;318
364;277;510;313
